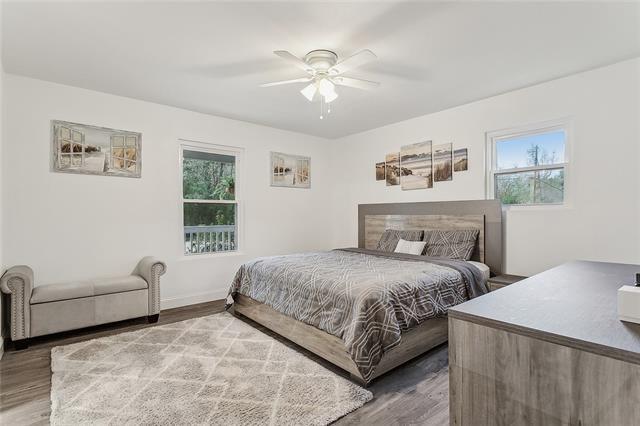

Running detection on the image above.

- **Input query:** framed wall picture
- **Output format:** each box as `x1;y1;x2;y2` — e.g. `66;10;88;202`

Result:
400;141;433;190
454;148;468;171
270;151;311;188
385;152;400;186
51;120;142;178
376;161;386;181
433;143;453;182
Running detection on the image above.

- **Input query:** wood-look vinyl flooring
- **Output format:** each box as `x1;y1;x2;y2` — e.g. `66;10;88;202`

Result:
0;300;449;425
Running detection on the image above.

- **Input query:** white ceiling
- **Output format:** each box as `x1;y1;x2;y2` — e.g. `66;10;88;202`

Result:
3;1;639;139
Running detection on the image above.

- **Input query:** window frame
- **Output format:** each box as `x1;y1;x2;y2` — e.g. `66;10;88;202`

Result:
485;118;571;208
179;139;244;257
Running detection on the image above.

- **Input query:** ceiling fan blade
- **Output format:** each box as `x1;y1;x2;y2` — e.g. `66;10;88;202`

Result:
273;50;313;73
259;77;312;88
329;49;377;75
331;76;380;90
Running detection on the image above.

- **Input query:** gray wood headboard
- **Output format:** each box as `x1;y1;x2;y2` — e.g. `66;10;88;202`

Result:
358;200;503;275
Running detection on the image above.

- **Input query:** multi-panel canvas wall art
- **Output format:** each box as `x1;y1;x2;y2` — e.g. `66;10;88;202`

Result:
385;152;400;186
51;120;142;178
400;141;433;190
376;162;386;181
433;143;453;182
376;141;467;188
454;148;468;172
271;152;311;188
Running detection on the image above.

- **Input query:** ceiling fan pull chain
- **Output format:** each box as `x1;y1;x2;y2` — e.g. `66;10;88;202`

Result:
320;96;324;120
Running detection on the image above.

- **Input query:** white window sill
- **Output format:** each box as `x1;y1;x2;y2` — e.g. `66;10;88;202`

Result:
179;251;246;261
502;202;571;212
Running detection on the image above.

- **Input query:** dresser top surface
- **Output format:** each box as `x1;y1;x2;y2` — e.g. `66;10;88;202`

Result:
450;260;640;363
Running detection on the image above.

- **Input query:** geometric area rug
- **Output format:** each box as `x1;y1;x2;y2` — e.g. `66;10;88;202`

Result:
50;312;373;425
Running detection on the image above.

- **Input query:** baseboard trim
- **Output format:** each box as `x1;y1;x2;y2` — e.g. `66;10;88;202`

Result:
161;291;225;310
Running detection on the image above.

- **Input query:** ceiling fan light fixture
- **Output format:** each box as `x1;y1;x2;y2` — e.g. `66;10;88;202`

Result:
265;48;379;117
300;83;317;102
318;78;335;96
318;78;338;103
323;88;338;103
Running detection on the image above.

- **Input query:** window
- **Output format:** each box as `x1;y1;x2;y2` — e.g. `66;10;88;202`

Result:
486;120;568;206
181;143;240;255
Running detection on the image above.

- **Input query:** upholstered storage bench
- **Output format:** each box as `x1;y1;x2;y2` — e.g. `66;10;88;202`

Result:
0;257;166;350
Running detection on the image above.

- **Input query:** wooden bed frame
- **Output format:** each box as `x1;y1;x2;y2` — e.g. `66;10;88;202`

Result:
233;294;448;385
232;200;503;385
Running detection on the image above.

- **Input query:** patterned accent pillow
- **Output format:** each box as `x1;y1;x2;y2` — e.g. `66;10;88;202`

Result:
423;229;479;260
376;229;424;252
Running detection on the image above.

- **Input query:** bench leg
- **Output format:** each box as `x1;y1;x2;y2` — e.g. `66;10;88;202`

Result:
14;339;29;351
147;314;159;324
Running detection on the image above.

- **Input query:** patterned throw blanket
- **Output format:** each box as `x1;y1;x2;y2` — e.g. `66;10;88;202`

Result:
228;248;487;382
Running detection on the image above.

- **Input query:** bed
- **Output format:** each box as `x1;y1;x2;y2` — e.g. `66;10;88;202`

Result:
229;200;503;385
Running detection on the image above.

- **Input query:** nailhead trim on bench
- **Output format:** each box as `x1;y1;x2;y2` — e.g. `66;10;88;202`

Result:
7;276;27;340
149;263;165;314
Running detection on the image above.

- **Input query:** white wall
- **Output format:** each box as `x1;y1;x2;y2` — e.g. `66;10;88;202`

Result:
2;58;639;311
2;75;333;307
330;58;640;276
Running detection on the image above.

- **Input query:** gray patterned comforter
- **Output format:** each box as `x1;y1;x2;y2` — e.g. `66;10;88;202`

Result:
228;248;487;382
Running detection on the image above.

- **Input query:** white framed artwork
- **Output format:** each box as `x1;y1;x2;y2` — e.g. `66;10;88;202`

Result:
51;120;142;178
270;152;311;189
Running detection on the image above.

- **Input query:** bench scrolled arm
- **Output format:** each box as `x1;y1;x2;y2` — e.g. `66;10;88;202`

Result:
134;257;166;315
0;265;34;340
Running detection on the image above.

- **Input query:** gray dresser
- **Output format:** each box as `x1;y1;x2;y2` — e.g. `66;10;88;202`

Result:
449;260;640;425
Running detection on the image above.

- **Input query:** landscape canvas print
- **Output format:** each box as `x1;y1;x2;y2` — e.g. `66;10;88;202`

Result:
454;148;468;171
51;120;142;178
385;152;400;186
433;143;453;182
400;141;433;190
271;152;311;188
376;161;385;181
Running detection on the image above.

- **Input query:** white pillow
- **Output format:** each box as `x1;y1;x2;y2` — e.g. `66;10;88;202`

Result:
394;238;427;255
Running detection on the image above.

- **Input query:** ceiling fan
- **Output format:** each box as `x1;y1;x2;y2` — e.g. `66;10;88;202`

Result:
260;49;380;119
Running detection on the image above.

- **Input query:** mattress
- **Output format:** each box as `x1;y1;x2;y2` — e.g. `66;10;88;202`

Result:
467;260;491;280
